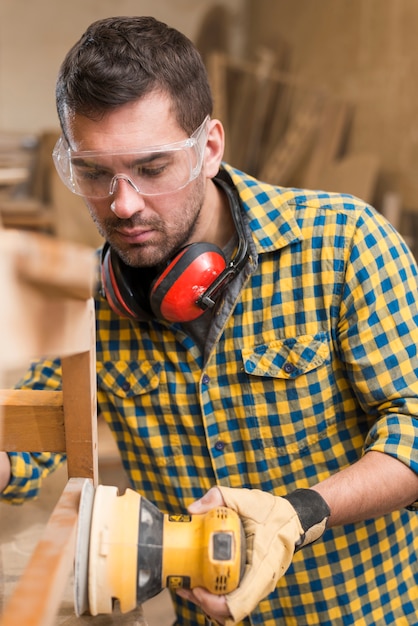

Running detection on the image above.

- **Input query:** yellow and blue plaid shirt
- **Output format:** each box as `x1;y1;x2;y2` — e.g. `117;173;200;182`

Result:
3;163;418;625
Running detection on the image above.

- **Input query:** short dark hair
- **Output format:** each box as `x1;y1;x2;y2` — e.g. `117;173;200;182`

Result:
56;16;213;136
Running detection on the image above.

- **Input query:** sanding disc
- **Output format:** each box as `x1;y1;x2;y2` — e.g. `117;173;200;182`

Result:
88;485;140;615
74;479;95;617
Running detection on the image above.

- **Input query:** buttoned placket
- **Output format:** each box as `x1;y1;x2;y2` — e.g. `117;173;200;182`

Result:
198;239;257;476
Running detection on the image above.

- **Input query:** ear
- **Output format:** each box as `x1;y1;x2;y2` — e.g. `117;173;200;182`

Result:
204;118;225;179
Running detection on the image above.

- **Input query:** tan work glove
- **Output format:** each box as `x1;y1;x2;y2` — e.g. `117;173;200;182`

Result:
218;487;330;625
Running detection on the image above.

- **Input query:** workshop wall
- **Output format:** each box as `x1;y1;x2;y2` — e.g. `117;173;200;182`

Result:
245;0;418;212
2;0;418;224
0;0;244;133
0;0;244;248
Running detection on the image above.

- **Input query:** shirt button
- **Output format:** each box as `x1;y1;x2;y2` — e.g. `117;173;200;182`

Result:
283;362;295;374
202;374;210;385
214;440;226;451
121;381;131;391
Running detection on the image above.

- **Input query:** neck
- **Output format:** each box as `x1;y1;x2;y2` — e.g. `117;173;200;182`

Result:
197;177;236;249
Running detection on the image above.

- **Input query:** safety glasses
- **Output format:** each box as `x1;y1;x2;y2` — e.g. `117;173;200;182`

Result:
52;116;210;199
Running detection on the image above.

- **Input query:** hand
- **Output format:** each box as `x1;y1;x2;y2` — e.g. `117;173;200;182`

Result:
176;487;232;624
180;486;330;625
217;487;304;624
218;487;330;624
0;452;11;492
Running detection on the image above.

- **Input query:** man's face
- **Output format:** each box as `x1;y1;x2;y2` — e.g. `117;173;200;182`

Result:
65;93;207;268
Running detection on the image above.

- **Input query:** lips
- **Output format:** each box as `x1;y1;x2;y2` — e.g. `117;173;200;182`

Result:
115;227;155;244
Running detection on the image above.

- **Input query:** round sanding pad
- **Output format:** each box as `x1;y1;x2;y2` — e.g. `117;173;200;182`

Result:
74;479;95;617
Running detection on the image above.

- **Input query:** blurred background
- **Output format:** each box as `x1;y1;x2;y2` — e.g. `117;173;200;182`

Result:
1;0;418;253
1;2;418;623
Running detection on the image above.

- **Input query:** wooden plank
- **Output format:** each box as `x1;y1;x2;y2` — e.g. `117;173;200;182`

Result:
223;53;312;90
51;168;104;249
258;81;294;175
0;231;96;370
381;191;402;231
302;99;351;189
0;478;87;626
206;52;230;159
0;295;95;370
227;64;257;171
0;308;98;481
15;231;94;301
61;299;98;484
62;352;98;483
0;167;28;185
0;232;98;622
311;153;379;204
1;211;55;231
258;91;325;186
0;389;65;451
237;49;277;175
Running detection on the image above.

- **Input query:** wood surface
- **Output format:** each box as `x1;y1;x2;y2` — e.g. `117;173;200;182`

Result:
0;390;65;450
0;230;99;625
0;478;86;626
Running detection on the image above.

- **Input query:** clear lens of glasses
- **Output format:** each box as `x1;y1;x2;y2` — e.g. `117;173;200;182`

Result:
53;116;209;198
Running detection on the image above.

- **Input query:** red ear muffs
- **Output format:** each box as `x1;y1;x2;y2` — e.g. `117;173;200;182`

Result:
150;243;226;322
101;242;226;323
100;170;249;323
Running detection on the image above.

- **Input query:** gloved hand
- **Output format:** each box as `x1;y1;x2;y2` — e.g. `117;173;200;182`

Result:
218;487;330;625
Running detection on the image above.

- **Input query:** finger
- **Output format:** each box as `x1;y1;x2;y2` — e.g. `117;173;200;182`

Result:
176;588;196;604
187;486;225;514
177;587;231;625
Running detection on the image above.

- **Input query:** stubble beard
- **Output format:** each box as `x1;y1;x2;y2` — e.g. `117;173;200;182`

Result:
89;175;205;268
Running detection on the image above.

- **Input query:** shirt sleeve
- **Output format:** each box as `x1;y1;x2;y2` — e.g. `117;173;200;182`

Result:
338;204;418;489
0;358;66;504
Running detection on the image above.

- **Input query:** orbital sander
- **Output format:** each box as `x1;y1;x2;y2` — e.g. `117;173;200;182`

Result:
74;481;246;617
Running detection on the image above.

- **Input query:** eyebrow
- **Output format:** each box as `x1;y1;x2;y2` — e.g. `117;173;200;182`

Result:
131;151;176;166
71;150;176;168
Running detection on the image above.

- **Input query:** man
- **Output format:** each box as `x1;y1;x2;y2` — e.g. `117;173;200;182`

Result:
1;15;418;626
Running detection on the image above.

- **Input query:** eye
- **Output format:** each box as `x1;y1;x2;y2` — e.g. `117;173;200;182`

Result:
80;166;110;181
136;164;167;178
72;158;112;182
132;152;175;178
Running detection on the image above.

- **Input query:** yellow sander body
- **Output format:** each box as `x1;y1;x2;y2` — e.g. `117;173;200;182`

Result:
74;482;245;617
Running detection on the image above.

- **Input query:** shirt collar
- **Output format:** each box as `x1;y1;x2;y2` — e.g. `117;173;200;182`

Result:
221;163;303;254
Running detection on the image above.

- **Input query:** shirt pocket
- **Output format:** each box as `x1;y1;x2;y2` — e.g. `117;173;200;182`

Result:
97;360;183;470
97;359;161;398
242;332;331;379
241;332;334;460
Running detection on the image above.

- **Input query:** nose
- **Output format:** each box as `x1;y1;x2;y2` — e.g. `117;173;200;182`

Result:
109;175;146;219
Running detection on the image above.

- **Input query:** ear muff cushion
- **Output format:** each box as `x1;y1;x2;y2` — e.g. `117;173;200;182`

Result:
101;246;137;318
150;243;226;322
101;246;154;320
